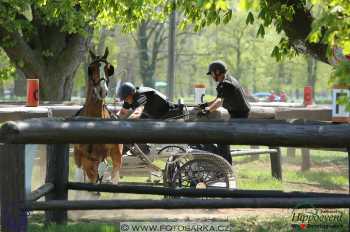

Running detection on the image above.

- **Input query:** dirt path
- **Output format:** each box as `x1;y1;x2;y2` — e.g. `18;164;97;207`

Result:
69;208;291;221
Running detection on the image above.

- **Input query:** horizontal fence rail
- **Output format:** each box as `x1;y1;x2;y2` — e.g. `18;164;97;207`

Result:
26;198;350;210
68;182;349;198
1;118;350;148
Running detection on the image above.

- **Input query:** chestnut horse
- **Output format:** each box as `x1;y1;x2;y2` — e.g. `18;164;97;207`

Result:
74;48;123;185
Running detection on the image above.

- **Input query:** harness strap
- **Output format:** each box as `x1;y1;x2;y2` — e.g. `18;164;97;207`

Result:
74;106;85;117
103;104;120;120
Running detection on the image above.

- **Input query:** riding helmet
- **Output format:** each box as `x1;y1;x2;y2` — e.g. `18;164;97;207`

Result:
206;60;227;75
117;82;136;100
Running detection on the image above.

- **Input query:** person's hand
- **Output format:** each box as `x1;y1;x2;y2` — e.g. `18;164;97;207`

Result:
197;109;210;117
198;102;208;109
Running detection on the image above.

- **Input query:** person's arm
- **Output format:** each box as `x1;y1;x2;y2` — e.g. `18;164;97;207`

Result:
206;97;223;112
198;98;217;109
128;105;145;119
117;107;130;119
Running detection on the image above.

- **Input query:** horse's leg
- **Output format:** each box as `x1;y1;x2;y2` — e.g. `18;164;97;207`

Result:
110;144;123;185
81;156;101;200
74;145;85;183
82;157;99;183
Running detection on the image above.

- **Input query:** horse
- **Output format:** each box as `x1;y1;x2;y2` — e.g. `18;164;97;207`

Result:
74;48;123;185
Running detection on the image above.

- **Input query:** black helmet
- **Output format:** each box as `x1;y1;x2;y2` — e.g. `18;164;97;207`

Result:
206;60;227;75
117;82;136;100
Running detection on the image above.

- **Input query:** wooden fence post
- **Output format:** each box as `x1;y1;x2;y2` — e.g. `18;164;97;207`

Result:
269;147;282;180
301;148;311;171
45;144;69;225
0;144;27;232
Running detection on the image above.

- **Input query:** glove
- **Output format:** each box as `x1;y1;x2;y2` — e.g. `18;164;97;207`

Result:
197;109;210;117
198;102;208;109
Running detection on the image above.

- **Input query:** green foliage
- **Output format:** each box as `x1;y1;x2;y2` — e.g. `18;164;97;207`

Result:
176;0;232;32
0;0;169;37
0;49;15;80
239;0;350;63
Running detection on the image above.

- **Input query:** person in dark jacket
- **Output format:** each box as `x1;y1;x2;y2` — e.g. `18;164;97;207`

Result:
197;60;251;164
117;82;184;155
117;82;183;120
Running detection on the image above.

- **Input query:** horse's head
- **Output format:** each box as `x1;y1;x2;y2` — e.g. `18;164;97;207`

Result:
88;48;114;100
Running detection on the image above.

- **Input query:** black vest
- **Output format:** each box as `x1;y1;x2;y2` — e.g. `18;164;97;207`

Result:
216;75;250;118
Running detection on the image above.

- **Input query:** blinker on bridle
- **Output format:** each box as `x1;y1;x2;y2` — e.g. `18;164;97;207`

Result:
88;58;114;86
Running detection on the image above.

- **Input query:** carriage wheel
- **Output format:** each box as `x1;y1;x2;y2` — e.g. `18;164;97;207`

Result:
157;145;186;156
166;152;234;191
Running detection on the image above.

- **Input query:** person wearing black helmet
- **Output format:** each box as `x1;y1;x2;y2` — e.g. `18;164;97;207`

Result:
117;82;183;119
198;60;250;118
117;82;184;156
197;60;251;165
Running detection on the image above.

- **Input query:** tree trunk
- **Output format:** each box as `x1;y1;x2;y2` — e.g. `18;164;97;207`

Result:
138;22;154;88
97;29;108;55
14;69;26;97
307;57;317;97
276;62;285;91
0;79;3;98
235;38;242;80
0;22;92;101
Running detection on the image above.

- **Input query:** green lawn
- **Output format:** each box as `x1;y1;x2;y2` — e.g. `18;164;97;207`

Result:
235;147;348;192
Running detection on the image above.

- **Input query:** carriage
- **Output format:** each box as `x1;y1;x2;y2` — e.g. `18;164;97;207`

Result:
122;143;236;190
100;106;236;191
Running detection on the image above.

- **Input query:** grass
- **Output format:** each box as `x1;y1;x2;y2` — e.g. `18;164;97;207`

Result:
29;223;118;232
234;147;348;192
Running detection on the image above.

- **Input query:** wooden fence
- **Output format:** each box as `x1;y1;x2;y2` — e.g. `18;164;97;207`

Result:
0;117;349;232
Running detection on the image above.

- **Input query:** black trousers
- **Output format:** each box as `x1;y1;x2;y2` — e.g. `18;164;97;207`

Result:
217;144;232;165
217;111;249;165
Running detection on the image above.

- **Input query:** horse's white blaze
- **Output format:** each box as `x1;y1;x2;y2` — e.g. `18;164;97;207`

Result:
98;62;108;98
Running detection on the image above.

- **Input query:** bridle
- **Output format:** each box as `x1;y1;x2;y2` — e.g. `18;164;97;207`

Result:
88;58;113;87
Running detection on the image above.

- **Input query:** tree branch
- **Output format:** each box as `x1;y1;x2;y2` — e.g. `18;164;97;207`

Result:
281;1;328;63
0;26;44;77
145;21;160;40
